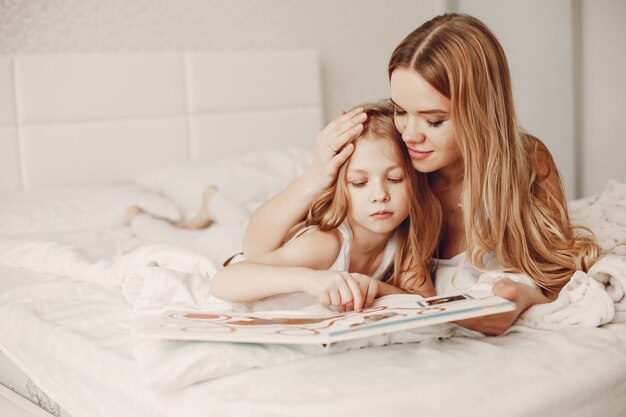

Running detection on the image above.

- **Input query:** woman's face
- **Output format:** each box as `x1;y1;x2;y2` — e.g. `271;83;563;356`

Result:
389;68;461;176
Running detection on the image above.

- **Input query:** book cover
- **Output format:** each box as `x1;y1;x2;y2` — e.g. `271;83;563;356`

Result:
140;290;516;347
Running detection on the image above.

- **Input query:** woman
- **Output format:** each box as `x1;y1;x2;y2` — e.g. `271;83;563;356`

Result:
242;14;599;335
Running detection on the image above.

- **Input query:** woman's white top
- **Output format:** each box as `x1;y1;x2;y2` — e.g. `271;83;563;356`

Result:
432;252;495;294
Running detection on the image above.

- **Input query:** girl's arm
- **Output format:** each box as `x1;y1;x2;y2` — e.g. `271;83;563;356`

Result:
212;229;368;310
242;108;366;258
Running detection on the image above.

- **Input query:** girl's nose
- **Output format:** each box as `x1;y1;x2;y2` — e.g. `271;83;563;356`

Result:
371;181;390;203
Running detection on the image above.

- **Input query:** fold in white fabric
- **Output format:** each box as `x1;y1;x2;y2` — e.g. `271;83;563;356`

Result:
1;235;625;389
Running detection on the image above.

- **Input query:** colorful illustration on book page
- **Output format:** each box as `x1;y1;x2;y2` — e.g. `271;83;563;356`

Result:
157;292;482;339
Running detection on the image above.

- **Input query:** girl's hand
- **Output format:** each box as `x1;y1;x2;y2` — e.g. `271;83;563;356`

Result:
340;273;379;312
303;270;373;312
305;107;366;192
455;278;548;336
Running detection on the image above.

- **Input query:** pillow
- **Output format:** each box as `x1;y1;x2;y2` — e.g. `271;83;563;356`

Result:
134;146;312;215
0;184;180;235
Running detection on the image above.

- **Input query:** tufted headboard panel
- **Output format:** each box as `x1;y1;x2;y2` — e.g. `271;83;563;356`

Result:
0;50;322;191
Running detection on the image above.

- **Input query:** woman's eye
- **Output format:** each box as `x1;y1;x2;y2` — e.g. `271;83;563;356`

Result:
388;177;403;183
351;181;367;188
427;119;444;128
392;106;406;116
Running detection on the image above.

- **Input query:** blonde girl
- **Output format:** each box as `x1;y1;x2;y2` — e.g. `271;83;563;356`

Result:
211;102;440;312
242;14;599;334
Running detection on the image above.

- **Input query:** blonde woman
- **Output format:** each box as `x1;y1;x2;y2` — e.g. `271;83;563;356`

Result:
243;14;599;334
211;102;440;311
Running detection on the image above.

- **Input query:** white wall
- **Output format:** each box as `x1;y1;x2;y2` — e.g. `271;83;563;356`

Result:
455;0;577;197
580;0;626;196
0;0;442;124
1;0;624;197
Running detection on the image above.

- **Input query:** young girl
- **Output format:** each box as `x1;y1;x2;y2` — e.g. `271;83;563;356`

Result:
242;14;599;334
210;102;440;312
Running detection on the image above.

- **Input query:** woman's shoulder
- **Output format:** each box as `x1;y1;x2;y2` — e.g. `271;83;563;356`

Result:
523;134;556;179
522;133;566;206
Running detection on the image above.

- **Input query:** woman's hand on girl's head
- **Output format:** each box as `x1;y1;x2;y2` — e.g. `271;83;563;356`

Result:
305;108;366;192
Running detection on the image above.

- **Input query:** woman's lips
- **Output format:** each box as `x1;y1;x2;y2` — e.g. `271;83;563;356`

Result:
407;148;433;160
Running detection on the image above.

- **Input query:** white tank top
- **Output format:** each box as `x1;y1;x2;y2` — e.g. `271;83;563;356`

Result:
294;221;398;280
432;252;496;294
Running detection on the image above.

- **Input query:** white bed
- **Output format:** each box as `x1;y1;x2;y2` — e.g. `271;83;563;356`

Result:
1;51;626;417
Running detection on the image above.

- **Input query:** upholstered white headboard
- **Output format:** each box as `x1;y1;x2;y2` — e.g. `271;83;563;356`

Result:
0;50;322;192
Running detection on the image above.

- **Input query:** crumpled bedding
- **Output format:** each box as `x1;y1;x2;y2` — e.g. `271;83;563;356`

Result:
0;179;625;389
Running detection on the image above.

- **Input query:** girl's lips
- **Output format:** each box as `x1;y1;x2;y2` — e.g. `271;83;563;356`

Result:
371;211;393;219
407;148;433;160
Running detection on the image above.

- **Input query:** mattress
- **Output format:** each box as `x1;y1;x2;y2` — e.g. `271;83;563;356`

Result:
1;262;626;417
0;349;68;417
1;175;626;417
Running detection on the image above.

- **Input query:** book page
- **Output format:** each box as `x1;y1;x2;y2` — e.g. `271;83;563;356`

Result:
139;290;515;346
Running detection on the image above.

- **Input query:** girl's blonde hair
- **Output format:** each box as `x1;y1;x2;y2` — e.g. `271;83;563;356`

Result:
285;101;441;291
388;13;599;291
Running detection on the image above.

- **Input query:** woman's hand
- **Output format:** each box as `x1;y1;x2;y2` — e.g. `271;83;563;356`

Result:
304;107;367;192
302;270;378;312
455;278;549;336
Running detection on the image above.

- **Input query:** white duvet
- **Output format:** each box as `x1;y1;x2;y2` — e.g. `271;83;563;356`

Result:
1;180;626;391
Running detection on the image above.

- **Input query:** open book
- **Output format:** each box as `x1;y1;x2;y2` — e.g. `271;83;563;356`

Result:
140;290;516;347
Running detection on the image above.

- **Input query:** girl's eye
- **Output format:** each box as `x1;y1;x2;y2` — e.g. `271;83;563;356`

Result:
351;181;367;188
388;177;403;183
427;119;444;128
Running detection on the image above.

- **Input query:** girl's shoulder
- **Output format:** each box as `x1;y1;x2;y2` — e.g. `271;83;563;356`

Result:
281;227;343;269
293;227;343;250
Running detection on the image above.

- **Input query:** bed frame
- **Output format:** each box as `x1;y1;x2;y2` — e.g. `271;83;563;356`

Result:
0;50;322;192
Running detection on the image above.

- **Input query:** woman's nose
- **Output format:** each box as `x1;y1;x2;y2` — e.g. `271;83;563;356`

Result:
402;117;425;143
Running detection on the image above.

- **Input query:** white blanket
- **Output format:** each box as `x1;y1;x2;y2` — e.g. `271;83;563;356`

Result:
1;180;625;389
1;234;625;389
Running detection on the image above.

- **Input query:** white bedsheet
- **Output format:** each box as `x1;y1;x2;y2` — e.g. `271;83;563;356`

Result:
1;228;626;392
1;265;626;417
1;179;626;416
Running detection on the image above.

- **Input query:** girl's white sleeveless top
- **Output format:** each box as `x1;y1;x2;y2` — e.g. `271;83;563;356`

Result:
294;221;398;280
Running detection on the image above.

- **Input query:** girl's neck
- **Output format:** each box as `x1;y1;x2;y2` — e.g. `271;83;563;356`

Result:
347;220;391;271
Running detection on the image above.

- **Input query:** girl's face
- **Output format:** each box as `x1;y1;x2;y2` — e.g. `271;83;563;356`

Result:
345;137;410;236
389;68;461;177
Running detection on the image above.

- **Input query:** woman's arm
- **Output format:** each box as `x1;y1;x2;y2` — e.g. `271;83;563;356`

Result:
456;136;563;335
242;108;366;257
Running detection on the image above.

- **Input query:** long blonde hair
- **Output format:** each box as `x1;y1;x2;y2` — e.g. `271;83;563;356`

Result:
285;101;441;291
388;13;598;291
